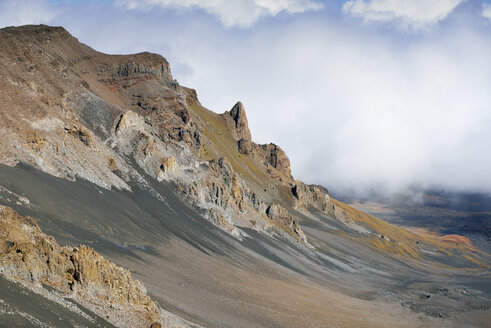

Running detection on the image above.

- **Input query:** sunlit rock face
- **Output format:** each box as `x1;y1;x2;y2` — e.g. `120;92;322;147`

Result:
0;24;327;243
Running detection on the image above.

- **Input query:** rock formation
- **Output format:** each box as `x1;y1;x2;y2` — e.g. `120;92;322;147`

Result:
0;206;174;328
266;204;307;243
292;181;334;215
227;101;251;142
259;143;293;180
0;25;328;244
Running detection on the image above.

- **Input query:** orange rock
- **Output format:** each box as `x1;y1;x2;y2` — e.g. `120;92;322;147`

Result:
440;234;473;247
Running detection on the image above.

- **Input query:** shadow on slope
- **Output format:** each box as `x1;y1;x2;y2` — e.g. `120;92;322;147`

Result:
0;276;117;328
1;163;490;328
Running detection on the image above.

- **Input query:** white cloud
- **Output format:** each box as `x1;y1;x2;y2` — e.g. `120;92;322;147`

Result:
115;0;324;28
0;0;57;28
342;0;466;30
483;3;491;20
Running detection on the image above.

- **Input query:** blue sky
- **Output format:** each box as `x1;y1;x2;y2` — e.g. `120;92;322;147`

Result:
1;0;491;195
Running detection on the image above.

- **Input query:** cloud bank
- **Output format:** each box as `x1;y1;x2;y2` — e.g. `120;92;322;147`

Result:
483;2;491;20
342;0;466;30
115;0;324;27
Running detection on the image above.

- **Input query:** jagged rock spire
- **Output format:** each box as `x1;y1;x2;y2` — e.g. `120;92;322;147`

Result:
228;101;251;142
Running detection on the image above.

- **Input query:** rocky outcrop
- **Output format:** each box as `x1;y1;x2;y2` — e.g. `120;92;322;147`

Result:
65;125;92;146
225;102;254;156
227;101;251;142
0;206;173;328
266;204;307;243
115;110;143;133
258;143;292;180
292;181;334;215
97;52;174;83
159;156;178;174
237;138;252;155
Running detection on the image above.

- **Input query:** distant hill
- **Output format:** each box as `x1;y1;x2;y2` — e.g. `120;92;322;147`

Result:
344;189;491;253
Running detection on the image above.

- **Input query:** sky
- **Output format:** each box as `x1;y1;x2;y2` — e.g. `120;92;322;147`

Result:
1;0;491;196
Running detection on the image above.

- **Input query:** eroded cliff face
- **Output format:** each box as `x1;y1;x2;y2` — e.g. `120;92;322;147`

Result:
0;25;337;244
1;25;485;260
0;206;187;328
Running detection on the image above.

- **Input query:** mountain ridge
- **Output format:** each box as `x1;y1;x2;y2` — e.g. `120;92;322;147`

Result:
0;24;489;328
0;23;336;243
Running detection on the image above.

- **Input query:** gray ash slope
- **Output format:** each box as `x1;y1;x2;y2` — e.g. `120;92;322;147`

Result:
0;25;490;328
1;164;489;327
0;275;118;328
